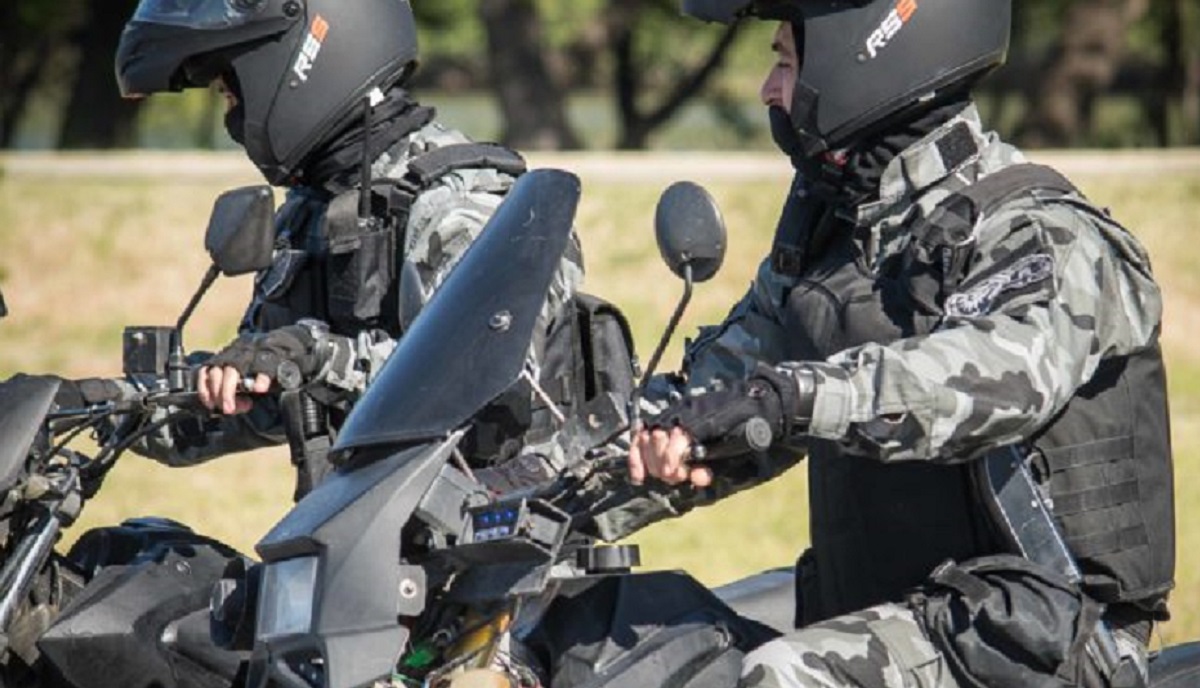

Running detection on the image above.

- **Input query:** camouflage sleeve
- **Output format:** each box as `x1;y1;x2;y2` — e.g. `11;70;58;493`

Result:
131;326;394;467
683;256;793;387
805;200;1161;463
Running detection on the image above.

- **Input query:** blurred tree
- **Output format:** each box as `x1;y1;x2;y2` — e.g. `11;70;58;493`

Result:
58;0;143;149
1155;0;1200;145
2;0;1195;150
0;2;81;146
479;0;581;149
1017;0;1150;146
608;0;742;150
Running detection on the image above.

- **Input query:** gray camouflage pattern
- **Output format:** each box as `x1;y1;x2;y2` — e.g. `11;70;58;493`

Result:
737;601;1149;688
136;121;583;466
690;104;1159;464
739;604;956;688
588;104;1161;539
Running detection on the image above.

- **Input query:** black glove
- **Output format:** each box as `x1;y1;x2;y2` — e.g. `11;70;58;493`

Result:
207;324;325;389
655;364;812;447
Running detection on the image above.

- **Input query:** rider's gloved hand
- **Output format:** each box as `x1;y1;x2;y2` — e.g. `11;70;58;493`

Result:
629;364;814;487
200;320;346;414
656;364;805;444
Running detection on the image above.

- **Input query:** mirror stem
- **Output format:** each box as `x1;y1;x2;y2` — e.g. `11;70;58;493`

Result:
630;262;694;433
169;265;220;390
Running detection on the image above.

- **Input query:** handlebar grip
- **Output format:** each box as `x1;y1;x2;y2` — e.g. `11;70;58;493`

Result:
691;416;773;462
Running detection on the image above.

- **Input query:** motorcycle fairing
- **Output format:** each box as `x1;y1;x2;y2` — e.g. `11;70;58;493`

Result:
250;169;582;688
249;437;455;688
37;533;246;688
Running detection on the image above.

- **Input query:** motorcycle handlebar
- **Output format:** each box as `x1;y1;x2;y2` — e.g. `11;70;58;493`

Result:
53;376;204;418
690;416;773;463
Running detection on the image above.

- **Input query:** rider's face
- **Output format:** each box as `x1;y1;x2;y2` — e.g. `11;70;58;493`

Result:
760;22;798;114
213;76;238;114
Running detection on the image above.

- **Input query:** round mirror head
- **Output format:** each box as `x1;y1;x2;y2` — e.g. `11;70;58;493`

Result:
654;181;727;283
204;185;276;277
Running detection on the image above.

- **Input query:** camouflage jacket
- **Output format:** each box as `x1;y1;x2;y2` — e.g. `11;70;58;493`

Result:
137;121;584;466
589;105;1162;540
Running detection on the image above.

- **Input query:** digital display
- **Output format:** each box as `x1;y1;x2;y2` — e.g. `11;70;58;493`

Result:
471;506;522;542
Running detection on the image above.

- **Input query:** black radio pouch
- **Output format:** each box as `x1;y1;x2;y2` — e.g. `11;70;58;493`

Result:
526;572;777;688
322;142;528;335
324;188;399;332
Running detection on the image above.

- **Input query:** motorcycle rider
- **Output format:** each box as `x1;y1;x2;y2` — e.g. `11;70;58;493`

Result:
599;1;1175;686
112;0;584;497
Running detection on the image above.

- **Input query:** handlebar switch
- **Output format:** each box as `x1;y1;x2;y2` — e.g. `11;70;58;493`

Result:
123;326;175;380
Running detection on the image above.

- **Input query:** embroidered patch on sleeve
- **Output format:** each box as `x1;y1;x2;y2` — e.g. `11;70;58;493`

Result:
944;253;1055;318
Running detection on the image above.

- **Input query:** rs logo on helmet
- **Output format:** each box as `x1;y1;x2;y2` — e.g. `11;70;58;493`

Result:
865;0;917;59
292;15;329;83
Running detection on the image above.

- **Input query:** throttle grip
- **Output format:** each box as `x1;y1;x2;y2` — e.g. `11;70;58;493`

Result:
691;416;773;462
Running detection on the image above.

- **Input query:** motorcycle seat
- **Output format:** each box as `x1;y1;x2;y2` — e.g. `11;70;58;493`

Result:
712;568;795;635
1149;641;1200;688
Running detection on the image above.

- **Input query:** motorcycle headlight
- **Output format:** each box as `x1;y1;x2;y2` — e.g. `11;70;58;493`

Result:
256;556;319;640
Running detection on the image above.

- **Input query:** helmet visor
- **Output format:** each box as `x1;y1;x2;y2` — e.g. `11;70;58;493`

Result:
681;0;754;24
132;0;266;29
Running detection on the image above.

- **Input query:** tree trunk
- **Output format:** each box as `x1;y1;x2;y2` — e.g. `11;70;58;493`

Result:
0;41;51;147
1017;0;1150;147
610;0;741;150
58;0;142;149
478;0;581;150
0;0;73;148
1167;0;1200;145
1147;0;1185;146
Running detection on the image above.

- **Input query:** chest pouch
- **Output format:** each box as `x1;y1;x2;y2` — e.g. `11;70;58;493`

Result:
902;195;977;315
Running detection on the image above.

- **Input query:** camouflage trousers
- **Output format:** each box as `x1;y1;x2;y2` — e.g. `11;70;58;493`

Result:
737;603;956;688
737;602;1149;688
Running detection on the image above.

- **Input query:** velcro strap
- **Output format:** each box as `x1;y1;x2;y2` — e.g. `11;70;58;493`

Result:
1054;480;1140;516
954;163;1080;222
405;142;527;186
1070;525;1149;558
930;562;993;604
1042;436;1133;471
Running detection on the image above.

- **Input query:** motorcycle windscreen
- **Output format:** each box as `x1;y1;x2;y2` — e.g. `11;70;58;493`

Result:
334;169;581;452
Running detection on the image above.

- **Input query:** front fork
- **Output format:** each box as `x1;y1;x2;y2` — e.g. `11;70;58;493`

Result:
280;389;335;501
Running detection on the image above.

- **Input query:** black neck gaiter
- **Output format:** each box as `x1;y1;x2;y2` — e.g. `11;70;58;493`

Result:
768;94;972;271
770;94;971;207
299;86;436;194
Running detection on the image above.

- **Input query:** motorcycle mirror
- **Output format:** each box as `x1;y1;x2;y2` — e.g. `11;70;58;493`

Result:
653;181;726;283
204;185;276;276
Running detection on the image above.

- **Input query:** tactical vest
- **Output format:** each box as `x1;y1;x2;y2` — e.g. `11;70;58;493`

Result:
251;142;529;338
780;164;1174;623
250;142;635;468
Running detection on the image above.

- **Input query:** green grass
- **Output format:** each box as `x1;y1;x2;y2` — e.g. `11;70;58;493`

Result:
1;154;1198;646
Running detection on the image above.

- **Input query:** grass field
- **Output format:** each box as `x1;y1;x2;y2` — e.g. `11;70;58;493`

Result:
0;151;1198;646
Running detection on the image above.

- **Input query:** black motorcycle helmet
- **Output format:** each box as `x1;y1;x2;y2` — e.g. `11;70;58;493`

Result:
116;0;420;185
683;0;1011;157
